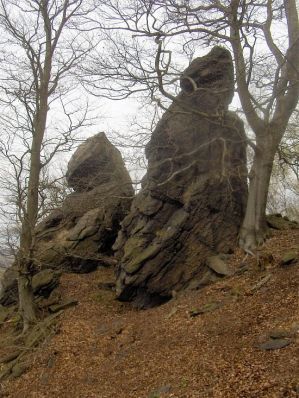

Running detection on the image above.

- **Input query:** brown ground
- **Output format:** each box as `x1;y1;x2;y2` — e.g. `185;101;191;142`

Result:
1;230;299;398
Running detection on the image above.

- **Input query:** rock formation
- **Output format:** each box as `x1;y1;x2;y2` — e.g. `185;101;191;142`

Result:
0;133;133;305
0;267;60;306
33;132;134;273
114;47;248;307
0;267;18;306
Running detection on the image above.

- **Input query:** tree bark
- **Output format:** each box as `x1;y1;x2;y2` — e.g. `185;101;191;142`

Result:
239;133;278;253
17;119;48;330
17;73;50;333
18;270;37;332
17;139;42;331
16;0;53;331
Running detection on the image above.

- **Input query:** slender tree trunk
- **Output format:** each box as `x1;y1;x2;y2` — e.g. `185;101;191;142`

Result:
239;133;279;253
17;220;37;331
18;268;36;331
17;80;49;331
17;138;43;331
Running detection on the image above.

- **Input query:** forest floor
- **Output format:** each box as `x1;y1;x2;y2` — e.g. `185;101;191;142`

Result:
0;229;298;398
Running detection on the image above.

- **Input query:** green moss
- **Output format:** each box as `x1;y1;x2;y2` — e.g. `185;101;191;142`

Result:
123;237;147;259
125;242;161;274
179;377;189;388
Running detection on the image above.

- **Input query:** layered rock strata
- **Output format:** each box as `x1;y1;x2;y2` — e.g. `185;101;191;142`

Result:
33;132;134;273
114;47;248;307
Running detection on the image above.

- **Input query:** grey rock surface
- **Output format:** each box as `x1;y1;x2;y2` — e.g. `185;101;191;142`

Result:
114;47;248;307
34;133;134;273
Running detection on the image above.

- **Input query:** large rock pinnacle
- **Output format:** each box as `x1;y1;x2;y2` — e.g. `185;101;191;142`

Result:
114;47;248;307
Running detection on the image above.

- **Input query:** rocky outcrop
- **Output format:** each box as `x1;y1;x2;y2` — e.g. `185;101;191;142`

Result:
114;47;248;307
0;133;133;305
0;268;60;306
0;267;18;306
66;132;132;193
34;132;134;273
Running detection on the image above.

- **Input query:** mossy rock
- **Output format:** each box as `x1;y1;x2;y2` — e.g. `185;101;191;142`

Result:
267;214;299;230
48;299;78;313
136;196;163;216
258;338;292;350
11;362;28;378
189;301;222;317
281;251;298;266
32;269;60;297
10;313;22;329
0;305;16;323
0;267;18;306
125;242;161;274
123;236;147;260
206;255;232;276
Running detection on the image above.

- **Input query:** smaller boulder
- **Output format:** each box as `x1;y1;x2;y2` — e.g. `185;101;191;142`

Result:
267;214;299;230
11;362;28;379
206;256;232;276
280;251;298;266
48;299;78;314
189;301;223;317
0;268;60;307
32;269;60;298
258;338;292;351
0;267;18;306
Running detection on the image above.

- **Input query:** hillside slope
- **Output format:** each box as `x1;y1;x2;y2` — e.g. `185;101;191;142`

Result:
1;229;299;398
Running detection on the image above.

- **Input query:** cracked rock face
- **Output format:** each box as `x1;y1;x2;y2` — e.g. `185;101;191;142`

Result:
34;133;134;273
114;47;248;308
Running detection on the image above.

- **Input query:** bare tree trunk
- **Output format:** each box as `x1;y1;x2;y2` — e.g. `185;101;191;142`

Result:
17;90;47;331
239;134;277;253
17;151;41;331
18;270;36;332
17;226;38;332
